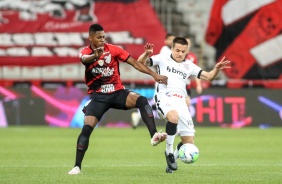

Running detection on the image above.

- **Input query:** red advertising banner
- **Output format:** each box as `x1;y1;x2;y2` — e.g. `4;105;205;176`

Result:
0;0;166;66
205;0;282;79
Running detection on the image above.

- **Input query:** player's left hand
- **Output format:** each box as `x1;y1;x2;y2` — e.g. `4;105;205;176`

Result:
215;56;231;70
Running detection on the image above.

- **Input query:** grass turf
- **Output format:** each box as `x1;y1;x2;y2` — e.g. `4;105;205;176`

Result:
0;126;282;184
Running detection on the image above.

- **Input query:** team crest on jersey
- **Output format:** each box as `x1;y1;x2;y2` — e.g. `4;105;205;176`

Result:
98;60;104;66
183;63;190;70
104;53;111;64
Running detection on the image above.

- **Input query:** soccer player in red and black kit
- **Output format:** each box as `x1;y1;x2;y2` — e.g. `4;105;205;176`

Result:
68;24;168;174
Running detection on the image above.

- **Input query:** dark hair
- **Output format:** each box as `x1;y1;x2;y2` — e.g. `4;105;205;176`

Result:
89;24;104;35
172;37;188;47
165;33;174;39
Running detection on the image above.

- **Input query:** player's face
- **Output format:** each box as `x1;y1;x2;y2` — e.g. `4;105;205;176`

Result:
89;31;105;48
171;43;188;62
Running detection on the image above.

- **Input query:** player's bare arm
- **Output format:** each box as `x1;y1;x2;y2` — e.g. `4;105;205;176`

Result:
137;43;154;66
80;47;104;63
126;56;168;85
199;56;231;81
195;78;203;94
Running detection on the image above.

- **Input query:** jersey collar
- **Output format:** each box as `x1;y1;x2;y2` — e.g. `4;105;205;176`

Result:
170;54;185;63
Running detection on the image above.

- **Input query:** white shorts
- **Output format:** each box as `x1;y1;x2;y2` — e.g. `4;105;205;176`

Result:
155;92;195;136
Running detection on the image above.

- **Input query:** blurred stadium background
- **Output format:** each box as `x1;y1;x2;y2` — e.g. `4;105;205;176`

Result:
0;0;282;128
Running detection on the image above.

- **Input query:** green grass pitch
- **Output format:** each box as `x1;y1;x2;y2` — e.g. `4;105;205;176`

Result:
0;126;282;184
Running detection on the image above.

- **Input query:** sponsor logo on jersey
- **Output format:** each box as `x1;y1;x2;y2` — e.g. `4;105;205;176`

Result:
101;84;115;93
92;67;114;77
165;92;184;98
166;66;187;79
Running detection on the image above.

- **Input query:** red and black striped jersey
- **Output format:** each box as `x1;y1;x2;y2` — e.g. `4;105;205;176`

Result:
79;43;130;94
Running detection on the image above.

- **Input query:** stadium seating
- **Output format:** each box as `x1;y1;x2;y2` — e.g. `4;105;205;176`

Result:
41;66;60;80
2;66;21;79
21;66;41;79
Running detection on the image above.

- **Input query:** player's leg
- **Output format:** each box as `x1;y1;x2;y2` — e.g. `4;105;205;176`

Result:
155;94;179;171
131;111;141;129
174;117;195;160
174;135;194;159
125;91;167;145
68;115;98;175
185;88;191;109
130;98;157;129
185;96;191;107
164;110;178;171
131;99;158;129
69;97;109;174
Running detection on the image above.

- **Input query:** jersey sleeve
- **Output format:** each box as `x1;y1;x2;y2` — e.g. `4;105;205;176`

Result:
79;47;92;61
150;54;163;66
190;62;202;77
79;46;93;64
112;45;130;62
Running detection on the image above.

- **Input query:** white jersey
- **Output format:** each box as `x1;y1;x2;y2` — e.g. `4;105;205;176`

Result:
150;54;202;97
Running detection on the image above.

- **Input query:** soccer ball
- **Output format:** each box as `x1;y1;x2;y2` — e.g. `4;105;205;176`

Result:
178;143;199;164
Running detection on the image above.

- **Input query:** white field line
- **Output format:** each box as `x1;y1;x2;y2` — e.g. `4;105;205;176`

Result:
0;163;282;168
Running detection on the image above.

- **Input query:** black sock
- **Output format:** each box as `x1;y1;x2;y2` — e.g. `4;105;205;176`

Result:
177;142;183;150
166;121;177;135
74;125;93;169
135;96;157;137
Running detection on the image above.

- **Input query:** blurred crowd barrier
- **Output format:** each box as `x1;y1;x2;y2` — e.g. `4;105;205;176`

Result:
0;85;281;128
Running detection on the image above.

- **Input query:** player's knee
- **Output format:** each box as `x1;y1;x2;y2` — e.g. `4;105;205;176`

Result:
166;111;179;123
136;96;148;106
136;96;153;116
84;116;98;128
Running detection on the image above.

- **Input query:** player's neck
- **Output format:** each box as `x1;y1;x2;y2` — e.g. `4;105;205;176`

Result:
170;54;184;63
90;44;105;50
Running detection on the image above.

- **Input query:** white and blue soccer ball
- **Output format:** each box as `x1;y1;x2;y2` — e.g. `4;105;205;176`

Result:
178;143;199;164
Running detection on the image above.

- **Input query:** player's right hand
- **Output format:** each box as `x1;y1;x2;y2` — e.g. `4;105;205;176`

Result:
93;47;104;58
144;43;154;55
155;74;168;85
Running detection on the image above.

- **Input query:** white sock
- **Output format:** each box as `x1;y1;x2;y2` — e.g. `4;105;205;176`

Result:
174;149;179;159
166;135;175;154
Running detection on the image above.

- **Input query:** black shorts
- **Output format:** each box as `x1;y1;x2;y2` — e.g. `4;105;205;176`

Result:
85;89;131;121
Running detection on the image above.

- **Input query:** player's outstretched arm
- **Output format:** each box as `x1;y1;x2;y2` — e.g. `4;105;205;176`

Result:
199;56;231;81
126;56;167;85
137;43;154;66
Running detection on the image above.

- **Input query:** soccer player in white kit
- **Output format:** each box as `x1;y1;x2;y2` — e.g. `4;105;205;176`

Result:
138;37;231;173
